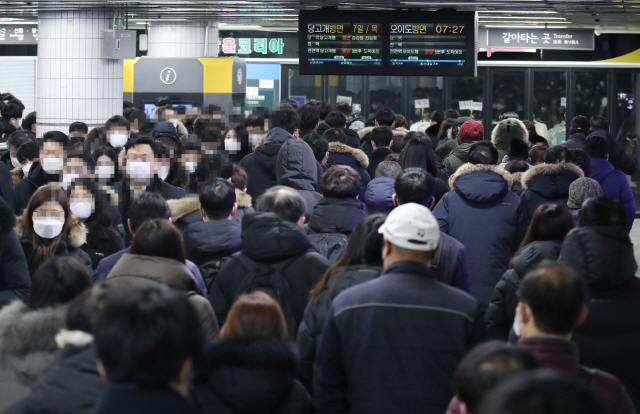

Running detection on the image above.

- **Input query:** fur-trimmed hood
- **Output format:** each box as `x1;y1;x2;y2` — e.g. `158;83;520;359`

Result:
235;188;251;208
491;118;529;149
167;196;200;222
328;142;369;168
0;301;69;355
449;163;513;190
358;126;406;140
521;162;584;190
449;163;513;203
511;171;524;185
15;213;87;248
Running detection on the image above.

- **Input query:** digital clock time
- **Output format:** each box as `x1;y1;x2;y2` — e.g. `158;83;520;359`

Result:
435;25;465;34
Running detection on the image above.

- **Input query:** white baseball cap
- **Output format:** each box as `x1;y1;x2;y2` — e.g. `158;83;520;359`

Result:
378;203;440;251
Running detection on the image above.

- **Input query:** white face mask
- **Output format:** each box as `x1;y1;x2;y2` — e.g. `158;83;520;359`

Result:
61;173;80;190
12;118;21;127
158;165;171;181
127;161;152;183
33;218;64;239
96;165;115;181
225;139;241;153
10;157;20;169
70;201;95;220
184;161;197;174
130;128;139;134
249;134;261;146
41;157;64;174
22;163;32;175
109;133;128;148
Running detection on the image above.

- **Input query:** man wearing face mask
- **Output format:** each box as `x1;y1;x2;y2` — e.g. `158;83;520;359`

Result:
158;106;188;136
68;121;89;145
13;131;69;215
1;129;33;170
0;103;23;136
104;115;131;151
12;140;39;187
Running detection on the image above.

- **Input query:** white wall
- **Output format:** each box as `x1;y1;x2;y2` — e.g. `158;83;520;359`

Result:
0;57;37;116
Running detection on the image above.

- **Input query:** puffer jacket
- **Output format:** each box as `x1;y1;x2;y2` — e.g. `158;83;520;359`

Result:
518;162;583;227
183;220;242;267
0;301;70;411
510;171;525;195
276;138;322;220
296;265;383;391
484;240;563;340
363;177;395;215
12;161;59;215
192;337;312;414
327;142;371;200
305;197;367;236
443;142;474;175
240;127;295;201
560;226;640;410
590;157;635;231
433;163;526;313
0;196;30;307
167;196;203;235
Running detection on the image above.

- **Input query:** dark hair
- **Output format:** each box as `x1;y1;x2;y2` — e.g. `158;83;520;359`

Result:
468;141;499;165
318;101;333;120
2;102;22;121
153;96;172;107
578;196;628;229
231;164;248;190
438;118;457;141
280;98;299;110
504;160;529;174
570;115;590;135
395;114;407;129
569;149;591;176
200;179;236;220
131;219;186;264
126;109;149;132
325;111;347;128
68;179;115;251
507;138;530;161
84;127;108;152
454;342;542;413
324;128;347;144
21;112;36;132
429;110;444;124
375;161;402;179
6;129;34;150
16;140;39;164
243;113;265;128
193;118;224;144
256;186;306;223
310;214;385;298
500;111;520;121
69;121;89;134
529;145;548;165
43;130;71;148
518;261;586;335
92;145;119;182
298;104;320;130
8;98;24;110
302;132;329;163
544;145;572;164
585;135;608;159
444;108;460;119
105;115;130;132
124;134;158;156
321;165;362;198
590;115;609;132
26;256;92;310
193;153;233;189
476;370;608;414
271;106;300;134
394;168;436;207
335;102;352;116
128;192;172;233
398;139;438;177
94;285;202;387
371;126;393;148
375;108;396;126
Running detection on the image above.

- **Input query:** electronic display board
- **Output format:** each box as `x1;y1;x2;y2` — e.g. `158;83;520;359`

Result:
299;10;477;76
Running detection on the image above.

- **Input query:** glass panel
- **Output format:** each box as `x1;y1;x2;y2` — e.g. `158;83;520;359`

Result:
282;65;322;105
491;71;525;123
328;75;363;117
407;77;444;125
533;71;567;144
614;72;637;141
575;71;608;119
451;68;484;121
368;76;403;117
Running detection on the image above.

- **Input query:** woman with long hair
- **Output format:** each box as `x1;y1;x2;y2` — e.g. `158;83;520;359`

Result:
92;145;119;187
15;184;93;277
192;292;312;414
398;137;450;192
485;203;575;340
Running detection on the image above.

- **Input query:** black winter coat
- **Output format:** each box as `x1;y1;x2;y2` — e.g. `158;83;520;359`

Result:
305;197;367;236
433;163;526;313
484;240;563;340
296;265;382;391
326;142;371;200
560;133;586;151
588;129;639;175
518;162;583;228
560;226;640;410
366;147;393;178
0;162;13;208
426;123;441;150
240;128;295;201
93;384;195;414
276;138;322;220
0;196;30;307
209;212;329;334
12;161;60;215
183;220;242;267
192;338;312;414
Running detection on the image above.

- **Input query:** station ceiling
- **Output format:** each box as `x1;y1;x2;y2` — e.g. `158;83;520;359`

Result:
0;0;639;32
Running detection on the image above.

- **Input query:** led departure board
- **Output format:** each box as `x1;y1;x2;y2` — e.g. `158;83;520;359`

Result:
299;10;477;76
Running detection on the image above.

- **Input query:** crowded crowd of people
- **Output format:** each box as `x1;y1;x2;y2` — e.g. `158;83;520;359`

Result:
0;92;638;414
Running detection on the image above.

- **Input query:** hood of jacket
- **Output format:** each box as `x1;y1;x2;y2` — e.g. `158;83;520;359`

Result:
425;123;441;137
511;171;524;185
235;188;251;208
521;162;584;198
364;177;396;214
252;128;294;173
183;220;242;265
561;226;637;290
167;196;200;222
106;253;202;295
307;197;367;235
0;301;68;355
200;337;299;413
276;138;318;192
589;157;615;183
450;142;474;162
0;195;15;232
328;142;369;169
512;240;563;278
240;212;311;261
491;118;530;149
15;212;87;248
151;121;180;143
449;163;513;203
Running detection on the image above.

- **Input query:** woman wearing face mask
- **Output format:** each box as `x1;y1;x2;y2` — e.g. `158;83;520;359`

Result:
15;184;93;277
11;141;39;187
67;179;124;270
225;125;252;163
157;143;190;191
92;145;119;187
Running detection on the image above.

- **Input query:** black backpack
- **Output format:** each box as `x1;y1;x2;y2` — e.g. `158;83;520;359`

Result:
199;255;233;293
233;252;303;337
308;233;349;265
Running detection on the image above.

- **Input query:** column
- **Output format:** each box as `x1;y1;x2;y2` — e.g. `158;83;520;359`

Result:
37;11;123;136
147;21;218;58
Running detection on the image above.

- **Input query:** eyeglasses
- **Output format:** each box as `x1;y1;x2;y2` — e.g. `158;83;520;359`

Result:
33;209;65;220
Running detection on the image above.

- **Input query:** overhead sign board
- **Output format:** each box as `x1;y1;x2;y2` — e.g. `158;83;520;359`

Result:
0;25;38;44
218;30;298;59
477;28;594;50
